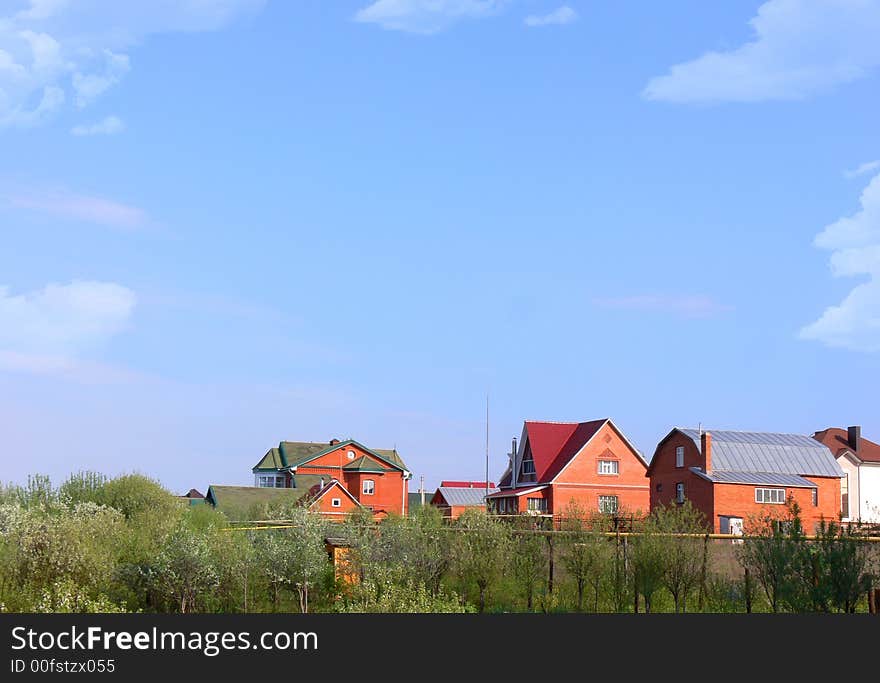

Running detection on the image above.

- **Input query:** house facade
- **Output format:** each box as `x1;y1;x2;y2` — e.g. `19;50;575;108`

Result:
813;426;880;523
487;419;649;520
430;481;498;519
648;428;844;533
251;438;411;518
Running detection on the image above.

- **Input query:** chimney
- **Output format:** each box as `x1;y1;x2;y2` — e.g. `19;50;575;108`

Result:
420;475;425;506
701;431;712;473
329;438;340;446
319;476;325;489
510;437;518;489
847;426;861;453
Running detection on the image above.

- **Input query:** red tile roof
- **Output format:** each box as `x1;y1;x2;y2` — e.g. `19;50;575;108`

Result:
440;480;496;488
813;427;880;463
499;420;607;486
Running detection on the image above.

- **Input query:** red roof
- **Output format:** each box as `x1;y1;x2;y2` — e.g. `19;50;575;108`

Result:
486;485;549;499
500;420;607;486
813;427;880;463
440;480;496;488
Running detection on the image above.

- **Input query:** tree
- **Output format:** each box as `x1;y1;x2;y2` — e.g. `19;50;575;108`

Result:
652;501;706;612
737;500;808;612
510;517;548;611
451;509;510;612
811;520;874;612
630;517;665;613
154;522;219;613
559;501;611;612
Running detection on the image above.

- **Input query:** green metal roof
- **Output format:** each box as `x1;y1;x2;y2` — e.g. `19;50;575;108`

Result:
253;439;409;473
206;475;325;520
342;455;390;473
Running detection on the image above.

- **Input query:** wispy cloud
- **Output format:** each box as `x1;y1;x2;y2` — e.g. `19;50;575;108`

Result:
643;0;880;103
844;160;880;179
0;1;265;127
70;114;124;136
524;5;577;28
9;188;148;229
0;280;136;375
801;171;880;352
593;294;731;319
354;0;509;34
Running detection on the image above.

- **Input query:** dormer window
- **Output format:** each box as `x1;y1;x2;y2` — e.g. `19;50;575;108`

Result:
520;455;536;481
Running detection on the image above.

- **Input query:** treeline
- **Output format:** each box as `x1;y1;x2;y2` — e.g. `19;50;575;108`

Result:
0;472;877;613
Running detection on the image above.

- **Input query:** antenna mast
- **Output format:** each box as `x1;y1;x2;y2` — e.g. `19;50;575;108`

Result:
485;394;490;511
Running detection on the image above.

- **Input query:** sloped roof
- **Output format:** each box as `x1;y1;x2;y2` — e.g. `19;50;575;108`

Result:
440;480;496;488
205;481;319;520
689;468;818;488
486;485;549;499
433;486;499;507
343;455;391;473
678;429;843;478
181;488;204;498
813;427;880;463
252;439;408;473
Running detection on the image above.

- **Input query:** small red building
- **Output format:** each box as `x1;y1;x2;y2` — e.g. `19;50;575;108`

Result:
647;428;844;533
487;419;650;520
251;438;411;519
430;481;498;519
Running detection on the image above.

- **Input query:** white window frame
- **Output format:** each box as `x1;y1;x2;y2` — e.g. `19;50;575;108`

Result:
755;487;785;504
675;446;684;468
811;488;818;507
598;460;619;475
598;495;619;514
521;457;536;476
527;497;547;512
675;482;685;504
362;479;375;496
257;474;284;488
331;498;341;508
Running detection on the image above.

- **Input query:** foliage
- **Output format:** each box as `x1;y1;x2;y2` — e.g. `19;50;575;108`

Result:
559;501;612;612
651;501;707;612
451;510;510;612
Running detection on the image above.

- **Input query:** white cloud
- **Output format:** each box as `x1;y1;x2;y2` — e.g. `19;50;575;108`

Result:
0;280;136;374
643;0;880;103
801;172;880;352
9;188;148;229
0;1;264;127
593;294;731;318
524;5;577;27
354;0;509;34
70;113;123;136
844;159;880;179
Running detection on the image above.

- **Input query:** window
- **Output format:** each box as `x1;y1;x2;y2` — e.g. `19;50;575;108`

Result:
841;473;850;518
598;460;619;475
527;497;547;512
521;457;536;475
257;474;284;488
346;450;356;460
755;488;785;504
811;488;818;507
598;496;619;514
675;482;685;504
362;479;375;495
331;498;341;508
675;446;684;468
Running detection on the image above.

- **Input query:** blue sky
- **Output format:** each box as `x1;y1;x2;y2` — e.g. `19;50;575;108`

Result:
2;0;880;493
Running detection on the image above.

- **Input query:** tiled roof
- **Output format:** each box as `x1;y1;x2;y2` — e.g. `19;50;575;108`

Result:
813;427;880;463
252;439;409;473
205;478;323;520
679;429;843;478
343;455;390;472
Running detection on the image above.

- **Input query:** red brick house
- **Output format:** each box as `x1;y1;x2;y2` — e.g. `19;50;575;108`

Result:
430;481;498;519
487;419;649;519
647;428;844;533
250;438;411;518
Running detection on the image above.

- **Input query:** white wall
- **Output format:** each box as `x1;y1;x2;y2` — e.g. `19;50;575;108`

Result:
859;464;880;523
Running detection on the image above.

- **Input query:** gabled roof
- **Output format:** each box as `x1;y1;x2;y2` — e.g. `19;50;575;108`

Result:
500;419;646;487
813;427;880;463
689;468;818;488
486;485;549;499
432;486;499;507
307;479;362;509
440;480;496;488
671;428;843;478
181;488;204;499
343;455;391;473
252;439;409;473
205;483;315;520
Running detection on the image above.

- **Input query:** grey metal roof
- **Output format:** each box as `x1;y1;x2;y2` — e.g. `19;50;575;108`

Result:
435;486;499;507
689;468;818;488
680;429;843;478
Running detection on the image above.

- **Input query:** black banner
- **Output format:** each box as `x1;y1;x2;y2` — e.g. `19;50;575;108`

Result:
1;613;876;678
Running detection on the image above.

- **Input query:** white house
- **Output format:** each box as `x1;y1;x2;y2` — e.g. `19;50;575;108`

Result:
813;426;880;523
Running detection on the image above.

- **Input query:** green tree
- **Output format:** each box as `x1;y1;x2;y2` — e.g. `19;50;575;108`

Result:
559;501;611;612
651;501;706;612
510;518;548;611
630;517;665;613
153;522;219;613
451;509;510;612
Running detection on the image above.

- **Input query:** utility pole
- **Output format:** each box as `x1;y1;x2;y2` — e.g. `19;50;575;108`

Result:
485;394;490;511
